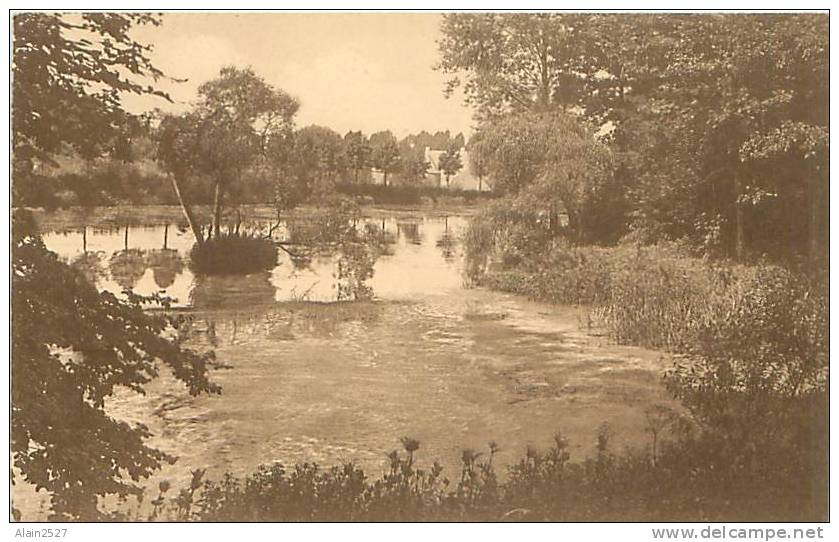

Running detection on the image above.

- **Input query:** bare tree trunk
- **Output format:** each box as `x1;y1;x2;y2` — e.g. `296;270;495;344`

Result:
538;35;550;110
212;181;224;239
809;166;821;263
168;174;204;245
566;212;581;246
734;171;745;261
383;171;388;187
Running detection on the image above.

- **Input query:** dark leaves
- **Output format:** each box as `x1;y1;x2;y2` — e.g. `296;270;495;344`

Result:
12;211;219;519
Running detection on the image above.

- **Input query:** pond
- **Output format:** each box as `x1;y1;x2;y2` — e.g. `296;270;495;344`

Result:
28;206;675;513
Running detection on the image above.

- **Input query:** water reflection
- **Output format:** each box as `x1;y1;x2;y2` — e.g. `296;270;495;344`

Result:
109;249;147;291
146;249;184;289
70;251;106;284
182;301;384;349
396;221;422;245
435;217;459;262
41;214;469;307
190;272;277;311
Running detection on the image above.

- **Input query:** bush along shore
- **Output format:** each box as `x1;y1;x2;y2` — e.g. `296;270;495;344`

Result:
454;205;828;522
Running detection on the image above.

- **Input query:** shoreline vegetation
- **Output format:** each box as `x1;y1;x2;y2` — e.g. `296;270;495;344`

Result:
106;422;826;522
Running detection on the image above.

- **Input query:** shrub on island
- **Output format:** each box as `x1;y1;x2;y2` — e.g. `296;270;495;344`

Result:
189;234;278;275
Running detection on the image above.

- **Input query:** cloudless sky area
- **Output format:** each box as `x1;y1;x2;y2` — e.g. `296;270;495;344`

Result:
123;12;476;137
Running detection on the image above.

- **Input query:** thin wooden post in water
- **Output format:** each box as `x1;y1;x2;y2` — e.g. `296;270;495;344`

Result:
124;225;129;251
82;227;87;253
163;223;169;249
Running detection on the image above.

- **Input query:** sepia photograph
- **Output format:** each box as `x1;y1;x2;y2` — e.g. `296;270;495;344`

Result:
7;4;831;530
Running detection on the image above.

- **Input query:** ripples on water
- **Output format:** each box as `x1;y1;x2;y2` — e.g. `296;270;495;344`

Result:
33;210;675;513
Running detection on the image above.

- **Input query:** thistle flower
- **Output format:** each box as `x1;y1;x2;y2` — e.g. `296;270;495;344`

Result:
400;437;420;454
190;468;206;491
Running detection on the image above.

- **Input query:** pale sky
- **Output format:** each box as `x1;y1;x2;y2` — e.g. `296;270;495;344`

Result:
123;12;475;137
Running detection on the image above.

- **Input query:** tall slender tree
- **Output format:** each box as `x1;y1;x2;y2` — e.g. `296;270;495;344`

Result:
344;131;372;183
437;144;464;188
370;131;402;187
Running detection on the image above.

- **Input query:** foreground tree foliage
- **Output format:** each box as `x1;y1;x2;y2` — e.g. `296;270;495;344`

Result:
12;13;170;206
11;212;220;520
11;13;224;520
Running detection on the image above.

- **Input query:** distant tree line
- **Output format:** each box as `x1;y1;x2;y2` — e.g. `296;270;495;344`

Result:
13;73;472;212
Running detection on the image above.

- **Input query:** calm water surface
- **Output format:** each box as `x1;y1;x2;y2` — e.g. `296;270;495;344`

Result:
29;209;674;513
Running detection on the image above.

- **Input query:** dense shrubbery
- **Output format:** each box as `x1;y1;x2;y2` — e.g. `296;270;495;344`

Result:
111;419;826;522
189;235;278;275
12;210;220;520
